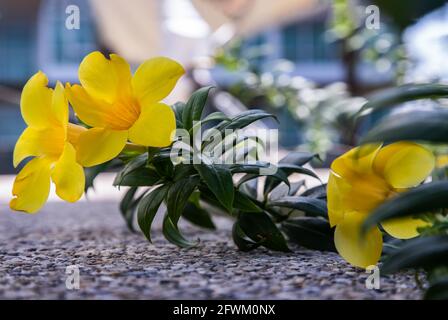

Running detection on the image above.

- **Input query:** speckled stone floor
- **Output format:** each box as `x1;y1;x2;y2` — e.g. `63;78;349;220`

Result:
0;198;423;300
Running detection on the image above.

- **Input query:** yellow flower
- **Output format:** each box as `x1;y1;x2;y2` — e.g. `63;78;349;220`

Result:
327;142;435;268
11;72;87;213
436;155;448;168
65;51;184;167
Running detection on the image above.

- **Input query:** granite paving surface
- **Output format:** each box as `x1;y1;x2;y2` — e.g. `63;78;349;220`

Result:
0;201;424;300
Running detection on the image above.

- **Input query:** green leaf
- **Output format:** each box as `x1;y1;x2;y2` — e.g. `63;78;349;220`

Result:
362;181;448;234
189;112;229;135
238;211;290;252
137;185;170;242
172;101;186;128
182;202;216;230
237;166;290;191
239;178;258;199
361;110;448;144
166;176;201;224
269;180;305;201
153;156;174;178
162;214;197;248
182;86;214;130
279;152;320;166
173;164;196;181
282;217;336;252
263;164;319;196
232;222;260;251
301;184;327;199
223;109;277;131
113;153;147;186
358;83;448;115
425;277;448;300
194;163;234;212
119;187;140;232
117;167;161;187
233;190;262;212
269;196;328;218
381;236;448;274
277;164;321;181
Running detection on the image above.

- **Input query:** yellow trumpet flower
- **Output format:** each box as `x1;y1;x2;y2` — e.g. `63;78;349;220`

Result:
65;51;184;167
327;142;435;268
11;72;87;213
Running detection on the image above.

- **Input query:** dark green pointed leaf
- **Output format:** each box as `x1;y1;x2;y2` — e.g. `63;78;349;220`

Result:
358;83;448;115
172;102;185;128
153;156;174;178
282;217;335;252
119;187;139;232
189;112;229;134
233;190;262;212
278;164;321;180
162;214;197;248
264;164;320;195
182;86;214;130
232;222;260;252
381;236;448;274
223;109;277;131
269;180;306;201
166;176;201;224
279;152;320;166
361;110;448;144
117;167;161;187
238;211;290;252
194;163;234;212
230;162;271;174
182;202;215;230
113;153;148;186
301;184;327;199
362;181;448;234
173;164;196;181
269;196;328;218
137;185;170;242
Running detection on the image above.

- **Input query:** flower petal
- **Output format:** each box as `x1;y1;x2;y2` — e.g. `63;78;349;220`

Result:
381;216;430;239
52;81;69;129
128;102;176;147
65;84;109;128
327;171;347;227
331;143;382;177
20;71;55;128
51;143;85;202
373;142;435;188
13;127;64;167
75;127;127;167
10;157;51;213
131;57;184;105
78;51;132;104
334;211;383;268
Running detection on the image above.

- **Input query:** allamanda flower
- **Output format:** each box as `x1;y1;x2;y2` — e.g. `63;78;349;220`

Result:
11;72;87;213
327;142;435;268
65;51;184;167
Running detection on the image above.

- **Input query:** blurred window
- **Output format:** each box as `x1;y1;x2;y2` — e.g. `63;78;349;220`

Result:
38;0;98;82
282;21;339;63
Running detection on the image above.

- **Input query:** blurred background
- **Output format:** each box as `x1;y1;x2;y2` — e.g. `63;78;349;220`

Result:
1;0;448;173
